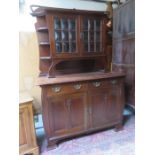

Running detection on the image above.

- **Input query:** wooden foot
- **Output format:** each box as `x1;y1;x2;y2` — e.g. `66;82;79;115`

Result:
47;140;58;150
115;123;123;132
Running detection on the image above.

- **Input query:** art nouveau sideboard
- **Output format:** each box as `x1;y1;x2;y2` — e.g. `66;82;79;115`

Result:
31;6;125;149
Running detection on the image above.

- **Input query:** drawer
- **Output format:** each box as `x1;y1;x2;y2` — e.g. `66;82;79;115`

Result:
88;80;109;90
88;78;123;90
46;82;87;96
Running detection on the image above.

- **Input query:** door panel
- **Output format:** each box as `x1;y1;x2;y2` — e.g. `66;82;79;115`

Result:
47;92;88;137
47;96;69;136
89;88;110;128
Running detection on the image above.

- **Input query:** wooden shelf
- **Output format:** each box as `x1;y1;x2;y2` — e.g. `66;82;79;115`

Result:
39;42;50;45
37;27;48;32
40;56;51;60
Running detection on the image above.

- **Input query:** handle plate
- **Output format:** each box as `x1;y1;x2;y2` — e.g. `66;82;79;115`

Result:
74;84;81;90
93;82;101;87
52;86;61;93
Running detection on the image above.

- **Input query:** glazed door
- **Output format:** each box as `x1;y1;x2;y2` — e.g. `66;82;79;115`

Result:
47;92;88;137
47;14;79;58
80;16;105;56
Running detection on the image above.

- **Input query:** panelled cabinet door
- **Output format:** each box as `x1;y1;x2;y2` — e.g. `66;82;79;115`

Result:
88;88;111;129
19;108;30;149
80;16;105;55
47;92;88;137
108;81;124;122
47;14;79;58
88;82;124;129
19;106;34;153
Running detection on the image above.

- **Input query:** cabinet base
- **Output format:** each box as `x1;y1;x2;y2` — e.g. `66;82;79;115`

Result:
115;123;123;132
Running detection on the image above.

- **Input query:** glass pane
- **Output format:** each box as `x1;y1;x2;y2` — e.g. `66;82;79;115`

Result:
90;32;94;42
96;42;101;52
54;18;61;29
96;20;101;30
63;42;69;52
61;19;68;29
55;31;61;41
62;31;69;41
70;42;76;52
84;42;88;52
89;20;94;30
83;19;88;30
69;32;76;41
69;20;75;30
56;43;62;53
96;32;100;41
90;42;94;52
83;32;88;41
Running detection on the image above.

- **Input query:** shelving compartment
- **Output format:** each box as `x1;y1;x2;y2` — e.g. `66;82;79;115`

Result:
35;16;51;76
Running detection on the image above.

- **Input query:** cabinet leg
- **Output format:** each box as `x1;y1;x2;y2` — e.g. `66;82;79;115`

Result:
115;123;123;132
47;140;58;150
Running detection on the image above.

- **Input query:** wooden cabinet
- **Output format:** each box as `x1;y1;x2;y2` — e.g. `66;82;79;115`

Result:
31;5;126;150
19;101;39;155
31;6;109;77
39;72;125;149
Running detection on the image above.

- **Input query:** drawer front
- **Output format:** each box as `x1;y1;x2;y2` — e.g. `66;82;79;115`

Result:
88;78;123;90
46;82;87;96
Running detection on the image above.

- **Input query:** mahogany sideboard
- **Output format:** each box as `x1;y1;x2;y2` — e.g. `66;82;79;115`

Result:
37;71;125;148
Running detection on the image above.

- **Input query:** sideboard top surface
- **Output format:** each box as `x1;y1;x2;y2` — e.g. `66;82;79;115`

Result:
37;71;125;86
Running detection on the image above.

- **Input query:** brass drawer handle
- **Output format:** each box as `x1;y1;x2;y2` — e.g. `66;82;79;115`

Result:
93;82;101;87
111;80;117;85
52;86;61;93
73;84;81;90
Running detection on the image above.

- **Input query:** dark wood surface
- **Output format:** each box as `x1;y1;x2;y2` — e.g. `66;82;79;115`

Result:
112;0;135;107
37;71;125;86
40;72;125;148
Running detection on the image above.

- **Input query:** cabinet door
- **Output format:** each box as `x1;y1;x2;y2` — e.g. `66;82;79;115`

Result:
89;81;124;129
80;16;105;55
108;80;124;122
19;104;36;153
46;92;88;137
88;88;111;129
47;15;79;58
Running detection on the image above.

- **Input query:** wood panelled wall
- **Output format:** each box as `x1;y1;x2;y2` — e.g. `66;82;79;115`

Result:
112;0;135;107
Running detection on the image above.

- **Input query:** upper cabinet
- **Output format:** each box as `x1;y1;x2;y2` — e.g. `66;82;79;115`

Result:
31;6;108;77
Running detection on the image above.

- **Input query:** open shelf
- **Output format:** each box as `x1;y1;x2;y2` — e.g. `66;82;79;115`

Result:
40;56;51;60
37;26;48;32
39;41;50;45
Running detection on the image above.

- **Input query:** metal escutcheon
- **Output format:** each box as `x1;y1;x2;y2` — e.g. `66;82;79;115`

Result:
93;82;101;87
74;84;81;90
52;86;61;93
111;80;117;85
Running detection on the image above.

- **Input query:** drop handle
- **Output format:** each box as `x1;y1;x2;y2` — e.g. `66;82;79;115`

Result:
52;86;61;93
80;32;84;40
111;80;117;85
88;107;92;115
93;82;101;87
74;84;81;90
66;99;71;111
